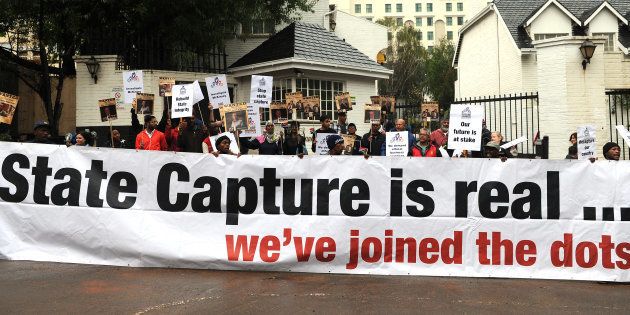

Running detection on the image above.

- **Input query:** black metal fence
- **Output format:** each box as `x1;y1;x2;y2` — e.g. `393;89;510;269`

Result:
608;89;630;160
453;93;541;156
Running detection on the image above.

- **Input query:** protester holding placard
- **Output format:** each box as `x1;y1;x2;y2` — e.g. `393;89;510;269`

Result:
411;128;441;157
311;115;336;153
135;115;167;151
603;142;620;161
361;122;386;156
430;119;449;147
491;131;516;157
390;119;415;155
283;121;307;157
347;123;362;155
249;121;282;155
177;117;208;153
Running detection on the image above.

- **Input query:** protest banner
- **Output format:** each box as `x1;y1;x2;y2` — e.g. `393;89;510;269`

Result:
111;87;125;109
1;142;629;282
364;105;382;123
171;85;193;118
270;102;288;124
134;93;155;116
0;91;19;125
98;98;117;122
122;70;144;104
341;134;356;155
447;104;484;151
314;133;331;155
335;92;352;112
209;132;240;154
158;77;176;97
205;75;231;108
577;126;597;160
303;96;321;121
386;131;409;156
421;102;440;121
250;75;272;108
221;103;249;132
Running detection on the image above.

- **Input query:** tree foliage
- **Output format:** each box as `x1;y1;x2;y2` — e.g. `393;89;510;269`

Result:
423;39;457;108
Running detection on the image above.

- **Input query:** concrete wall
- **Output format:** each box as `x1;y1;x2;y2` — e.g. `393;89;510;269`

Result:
528;3;573;37
331;10;388;61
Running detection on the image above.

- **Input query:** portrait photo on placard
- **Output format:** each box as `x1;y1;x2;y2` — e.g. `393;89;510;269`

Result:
0;92;19;125
335;92;352;112
98;98;118;122
370;95;382;106
270;102;288;124
364;105;382;123
135;93;154;115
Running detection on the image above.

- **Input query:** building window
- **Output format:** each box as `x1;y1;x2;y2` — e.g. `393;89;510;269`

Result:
396;18;403;26
593;33;615;52
447;31;453;40
533;33;568;41
366;17;373;21
417;31;423;40
415;3;422;12
427;17;433;26
446;3;452;11
427;3;433;12
415;17;422;26
385;4;391;13
457;2;463;11
355;4;361;13
249;20;275;35
396;3;403;12
366;4;373;13
296;79;344;121
446;17;453;26
457;16;464;25
428;31;434;40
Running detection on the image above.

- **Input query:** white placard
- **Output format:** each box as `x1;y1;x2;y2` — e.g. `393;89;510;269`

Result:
315;133;331;155
122;70;144;104
386;131;409;157
171;84;194;118
447;104;484;151
192;80;205;105
500;136;528;149
205;75;231;108
111;87;124;109
616;125;630;148
239;103;262;138
209;132;239;154
577;125;596;160
250;75;273;108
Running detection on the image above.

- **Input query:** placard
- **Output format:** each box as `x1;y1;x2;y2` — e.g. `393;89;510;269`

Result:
381;95;395;113
134;93;155;116
286;92;303;119
303;96;321;121
122;70;144;104
192;80;205;105
205;75;231;108
111;87;125;109
335;92;352;112
158;77;176;97
98;98;117;122
315;133;331;155
364;105;382;123
447;104;484;151
0;91;19;125
421;102;440;120
270;102;289;124
171;85;193;118
342;134;356;155
577;125;596;160
250;75;272;108
220;103;249;131
386;131;409;157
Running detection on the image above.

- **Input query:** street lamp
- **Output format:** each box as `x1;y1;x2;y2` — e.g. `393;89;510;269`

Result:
85;56;100;84
579;40;596;70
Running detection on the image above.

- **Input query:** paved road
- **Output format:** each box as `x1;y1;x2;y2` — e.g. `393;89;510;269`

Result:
1;260;629;314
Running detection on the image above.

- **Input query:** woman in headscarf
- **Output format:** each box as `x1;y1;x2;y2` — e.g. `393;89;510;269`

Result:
250;121;282;155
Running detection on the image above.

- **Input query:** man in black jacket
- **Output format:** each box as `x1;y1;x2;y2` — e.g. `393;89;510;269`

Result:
311;114;336;153
361;122;385;156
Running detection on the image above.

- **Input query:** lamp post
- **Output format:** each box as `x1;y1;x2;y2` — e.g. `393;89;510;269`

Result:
85;56;100;84
579;40;596;70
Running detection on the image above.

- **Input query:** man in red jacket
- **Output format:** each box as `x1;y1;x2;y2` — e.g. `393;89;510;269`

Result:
412;128;442;157
135;115;167;150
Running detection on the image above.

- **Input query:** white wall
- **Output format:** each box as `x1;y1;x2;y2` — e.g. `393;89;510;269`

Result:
588;7;620;36
332;10;388;61
528;3;573;36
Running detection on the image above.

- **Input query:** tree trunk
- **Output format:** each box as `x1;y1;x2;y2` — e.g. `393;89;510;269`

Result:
37;1;56;135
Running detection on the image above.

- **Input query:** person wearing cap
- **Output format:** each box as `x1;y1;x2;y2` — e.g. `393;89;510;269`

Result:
361;122;386;156
603;142;620;161
250;121;282;155
211;135;239;157
311;115;337;153
484;141;507;161
135;115;167;151
327;134;345;155
29;120;55;144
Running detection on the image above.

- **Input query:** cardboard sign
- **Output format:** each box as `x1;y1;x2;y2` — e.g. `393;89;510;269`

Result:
250;75;272;108
98;98;117;122
447;104;484;151
314;133;331;155
364;105;382;123
342;134;356;155
171;85;193;118
122;70;144;104
0;91;19;125
135;93;155;116
205;75;230;108
335;92;352;112
209;132;240;154
303;96;321;121
421;102;440;121
577;125;596;160
381;95;395;113
270;102;288;124
386;131;409;157
158;77;175;97
220;103;249;131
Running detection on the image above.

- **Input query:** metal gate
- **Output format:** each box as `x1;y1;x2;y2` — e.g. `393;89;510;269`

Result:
607;89;630;160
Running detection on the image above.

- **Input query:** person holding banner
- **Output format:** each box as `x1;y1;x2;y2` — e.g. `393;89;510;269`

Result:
74;131;92;147
361;122;386;156
211;135;240;157
311;115;336;153
411;128;441;157
283;121;307;157
603;142;620;161
135;115;167;151
327;134;345;155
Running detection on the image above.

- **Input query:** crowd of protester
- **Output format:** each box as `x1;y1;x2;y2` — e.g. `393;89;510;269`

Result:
2;102;624;161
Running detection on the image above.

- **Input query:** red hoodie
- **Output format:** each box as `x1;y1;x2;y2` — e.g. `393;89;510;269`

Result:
135;129;167;151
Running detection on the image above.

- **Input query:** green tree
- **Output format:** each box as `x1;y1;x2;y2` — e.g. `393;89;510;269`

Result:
423;39;457;109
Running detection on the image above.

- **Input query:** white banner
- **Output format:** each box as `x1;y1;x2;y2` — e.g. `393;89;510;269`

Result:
386;131;409;157
448;104;484;151
1;142;630;282
205;75;231;108
122;70;144;104
171;84;194;118
250;75;272;108
577;125;596;160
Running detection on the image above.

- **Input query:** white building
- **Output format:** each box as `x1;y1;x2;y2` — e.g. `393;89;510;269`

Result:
330;0;489;50
454;0;630;159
